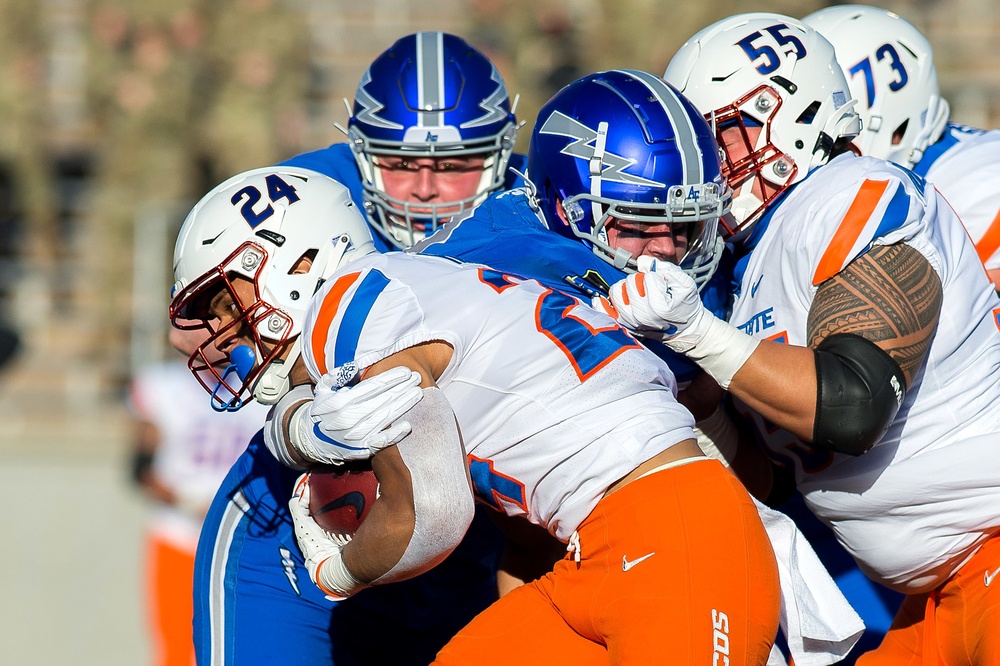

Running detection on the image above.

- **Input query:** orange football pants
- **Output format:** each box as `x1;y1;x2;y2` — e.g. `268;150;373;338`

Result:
434;458;780;665
857;533;1000;666
146;533;197;666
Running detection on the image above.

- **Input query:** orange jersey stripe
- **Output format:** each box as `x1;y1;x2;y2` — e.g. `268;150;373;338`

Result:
974;207;1000;266
813;179;890;285
310;272;362;375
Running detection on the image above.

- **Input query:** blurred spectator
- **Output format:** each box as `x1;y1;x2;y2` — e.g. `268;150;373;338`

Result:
84;1;209;382
0;0;58;264
0;321;19;371
198;0;309;182
128;324;267;666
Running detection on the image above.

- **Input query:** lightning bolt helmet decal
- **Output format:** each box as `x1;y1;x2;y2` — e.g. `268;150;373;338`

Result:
527;69;732;288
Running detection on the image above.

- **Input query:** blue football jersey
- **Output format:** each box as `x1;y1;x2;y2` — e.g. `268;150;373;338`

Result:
280;144;527;254
413;188;734;384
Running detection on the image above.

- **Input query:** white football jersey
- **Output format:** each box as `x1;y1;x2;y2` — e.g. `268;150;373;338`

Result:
130;361;268;543
728;154;1000;593
301;253;695;541
917;124;1000;272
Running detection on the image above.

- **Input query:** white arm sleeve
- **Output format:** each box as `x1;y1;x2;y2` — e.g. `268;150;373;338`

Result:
371;387;475;585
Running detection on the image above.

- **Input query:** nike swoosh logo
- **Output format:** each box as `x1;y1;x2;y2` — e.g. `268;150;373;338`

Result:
201;230;225;246
985;566;1000;587
312;423;366;450
622;552;655;572
750;275;763;298
317;492;366;520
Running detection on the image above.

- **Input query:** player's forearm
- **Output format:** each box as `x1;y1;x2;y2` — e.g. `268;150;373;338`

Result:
728;341;818;441
342;447;417;582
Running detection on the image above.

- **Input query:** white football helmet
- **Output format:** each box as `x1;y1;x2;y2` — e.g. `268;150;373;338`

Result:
169;166;376;410
803;5;950;169
664;13;861;240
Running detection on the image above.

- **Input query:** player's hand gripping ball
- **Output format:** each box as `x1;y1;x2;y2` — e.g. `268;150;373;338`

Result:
307;462;380;536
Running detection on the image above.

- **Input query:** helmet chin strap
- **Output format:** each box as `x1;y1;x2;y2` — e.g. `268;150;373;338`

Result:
728;177;763;235
253;338;302;405
327;232;361;277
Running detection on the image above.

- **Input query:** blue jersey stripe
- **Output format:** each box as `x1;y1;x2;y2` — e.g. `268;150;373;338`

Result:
334;269;391;368
870;182;911;243
913;126;960;177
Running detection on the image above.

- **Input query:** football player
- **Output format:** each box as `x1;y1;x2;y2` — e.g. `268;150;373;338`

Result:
280;31;523;251
421;68;862;666
803;5;1000;292
188;32;522;666
412;68;733;391
169;165;782;665
230;70;862;666
602;13;1000;666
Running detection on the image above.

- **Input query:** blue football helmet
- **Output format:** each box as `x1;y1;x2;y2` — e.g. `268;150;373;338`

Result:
528;69;731;288
347;31;519;249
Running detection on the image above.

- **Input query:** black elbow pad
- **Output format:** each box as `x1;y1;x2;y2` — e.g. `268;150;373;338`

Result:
813;334;906;456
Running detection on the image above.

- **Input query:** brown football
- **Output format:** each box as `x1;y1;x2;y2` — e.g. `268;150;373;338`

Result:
307;462;379;536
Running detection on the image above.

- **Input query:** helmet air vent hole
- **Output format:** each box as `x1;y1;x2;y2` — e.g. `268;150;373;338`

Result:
892;120;909;145
795;101;821;125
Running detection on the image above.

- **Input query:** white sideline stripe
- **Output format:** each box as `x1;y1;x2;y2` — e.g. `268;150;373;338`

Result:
209;489;250;666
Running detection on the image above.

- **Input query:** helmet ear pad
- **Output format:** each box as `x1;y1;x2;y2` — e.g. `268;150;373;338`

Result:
347;31;519;249
526;69;730;289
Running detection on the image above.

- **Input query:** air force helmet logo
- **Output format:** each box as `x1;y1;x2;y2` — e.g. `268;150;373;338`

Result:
538;111;665;188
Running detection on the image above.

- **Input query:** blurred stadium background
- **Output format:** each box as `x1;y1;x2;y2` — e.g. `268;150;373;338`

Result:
0;0;996;663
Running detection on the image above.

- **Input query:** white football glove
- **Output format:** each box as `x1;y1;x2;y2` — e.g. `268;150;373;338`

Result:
288;474;366;601
601;256;759;389
286;367;424;466
603;256;710;350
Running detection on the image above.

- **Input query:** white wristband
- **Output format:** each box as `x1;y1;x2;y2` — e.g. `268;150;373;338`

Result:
673;316;760;390
316;549;366;600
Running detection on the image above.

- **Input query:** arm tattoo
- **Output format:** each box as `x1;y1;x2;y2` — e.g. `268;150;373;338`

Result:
807;243;942;384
